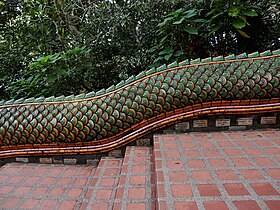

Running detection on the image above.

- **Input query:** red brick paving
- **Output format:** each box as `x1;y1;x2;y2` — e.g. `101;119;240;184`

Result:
204;201;229;210
113;146;155;210
154;129;280;210
81;158;122;209
0;163;96;210
0;129;279;209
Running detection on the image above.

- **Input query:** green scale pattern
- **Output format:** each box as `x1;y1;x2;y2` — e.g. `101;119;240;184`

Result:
0;50;280;146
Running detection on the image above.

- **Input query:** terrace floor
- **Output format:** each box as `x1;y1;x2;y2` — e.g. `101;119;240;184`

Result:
0;129;280;209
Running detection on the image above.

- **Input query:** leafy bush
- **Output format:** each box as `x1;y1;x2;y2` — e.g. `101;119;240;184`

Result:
148;8;205;67
149;0;279;67
0;0;187;99
205;0;258;37
8;46;92;98
0;0;279;100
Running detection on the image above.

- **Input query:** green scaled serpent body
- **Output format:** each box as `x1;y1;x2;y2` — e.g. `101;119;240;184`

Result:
0;49;280;157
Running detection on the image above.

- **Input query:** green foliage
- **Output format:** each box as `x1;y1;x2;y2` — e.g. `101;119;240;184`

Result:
203;0;279;54
0;0;279;100
8;47;92;98
149;0;279;66
0;0;82;99
1;0;187;99
149;8;205;67
206;0;258;38
252;0;280;50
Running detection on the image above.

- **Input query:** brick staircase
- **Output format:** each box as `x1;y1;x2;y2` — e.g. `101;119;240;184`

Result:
85;130;280;210
0;130;280;209
80;146;155;210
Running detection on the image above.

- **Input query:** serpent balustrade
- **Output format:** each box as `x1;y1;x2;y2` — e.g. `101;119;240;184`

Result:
0;49;280;158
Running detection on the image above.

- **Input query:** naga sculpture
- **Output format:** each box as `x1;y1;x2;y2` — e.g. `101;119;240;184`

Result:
0;49;280;158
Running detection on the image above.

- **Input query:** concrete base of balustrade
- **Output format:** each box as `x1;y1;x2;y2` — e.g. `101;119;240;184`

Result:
160;113;280;134
0;139;152;165
0;154;103;166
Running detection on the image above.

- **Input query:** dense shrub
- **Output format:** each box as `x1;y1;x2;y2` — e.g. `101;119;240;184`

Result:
0;0;279;100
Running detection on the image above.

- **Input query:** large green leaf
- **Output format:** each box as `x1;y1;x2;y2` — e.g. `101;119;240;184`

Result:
46;74;58;83
159;47;173;55
192;19;206;23
56;69;68;76
242;10;258;17
184;26;198;35
164;53;173;61
147;46;159;53
183;9;197;19
173;17;185;25
158;17;173;27
153;56;164;63
173;50;183;57
228;6;241;17
232;19;245;29
170;8;183;16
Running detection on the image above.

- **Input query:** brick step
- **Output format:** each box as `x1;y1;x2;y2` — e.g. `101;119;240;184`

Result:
113;146;156;210
79;157;123;210
0;162;97;209
153;131;280;210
